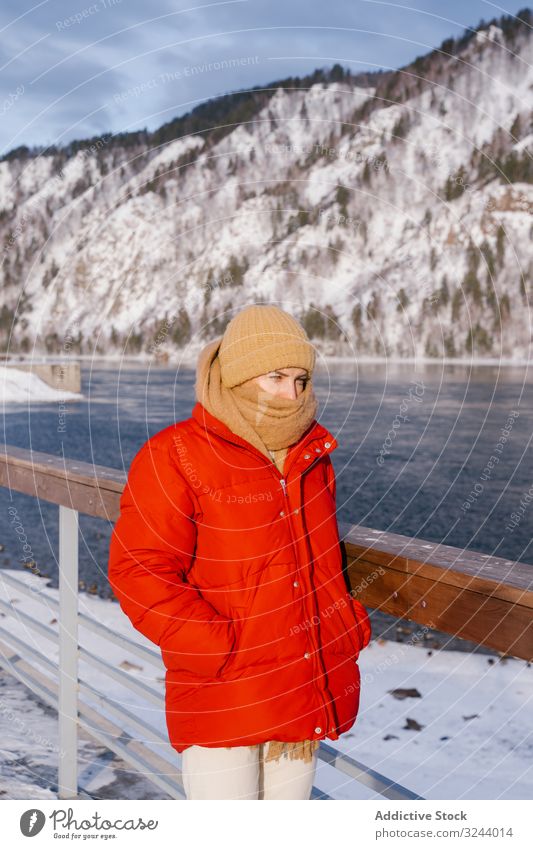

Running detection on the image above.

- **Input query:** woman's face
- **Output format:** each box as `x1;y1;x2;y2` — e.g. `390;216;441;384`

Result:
248;367;309;400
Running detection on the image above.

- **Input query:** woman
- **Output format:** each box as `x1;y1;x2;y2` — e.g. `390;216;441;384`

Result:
108;304;371;800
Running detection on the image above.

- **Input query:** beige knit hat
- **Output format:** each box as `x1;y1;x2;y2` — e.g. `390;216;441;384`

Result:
218;304;316;388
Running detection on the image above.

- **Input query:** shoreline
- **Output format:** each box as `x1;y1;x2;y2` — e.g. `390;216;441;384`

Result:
4;353;532;368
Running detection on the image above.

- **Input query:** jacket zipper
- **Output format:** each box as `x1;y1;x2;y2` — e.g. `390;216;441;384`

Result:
201;417;339;738
278;476;300;574
271;459;338;739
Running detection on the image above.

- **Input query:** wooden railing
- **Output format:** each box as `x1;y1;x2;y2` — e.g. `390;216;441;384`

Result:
339;522;533;662
1;443;532;800
2;442;531;660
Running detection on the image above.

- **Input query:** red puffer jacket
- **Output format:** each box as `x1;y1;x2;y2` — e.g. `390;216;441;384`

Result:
108;401;371;753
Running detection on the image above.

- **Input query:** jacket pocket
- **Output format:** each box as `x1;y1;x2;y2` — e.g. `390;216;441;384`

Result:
159;612;237;680
216;609;246;678
190;562;263;616
318;584;371;660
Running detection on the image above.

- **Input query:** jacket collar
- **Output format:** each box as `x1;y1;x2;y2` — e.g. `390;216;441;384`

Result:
191;401;337;477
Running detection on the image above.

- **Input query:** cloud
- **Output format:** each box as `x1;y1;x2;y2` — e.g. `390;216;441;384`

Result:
0;0;528;153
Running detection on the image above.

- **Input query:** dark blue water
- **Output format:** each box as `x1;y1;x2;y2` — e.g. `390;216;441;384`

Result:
1;359;532;621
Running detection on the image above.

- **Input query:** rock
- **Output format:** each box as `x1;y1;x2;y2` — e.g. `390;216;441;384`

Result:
403;717;424;731
388;687;422;700
119;659;143;672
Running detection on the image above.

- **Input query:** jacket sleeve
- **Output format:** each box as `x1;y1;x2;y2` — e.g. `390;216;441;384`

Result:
351;597;372;651
325;454;337;502
325;455;372;651
108;440;236;678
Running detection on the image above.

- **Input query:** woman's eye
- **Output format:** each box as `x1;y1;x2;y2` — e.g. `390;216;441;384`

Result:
267;374;307;386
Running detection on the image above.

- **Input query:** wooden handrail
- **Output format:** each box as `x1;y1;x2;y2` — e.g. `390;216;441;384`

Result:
0;443;125;520
1;443;532;661
340;522;533;662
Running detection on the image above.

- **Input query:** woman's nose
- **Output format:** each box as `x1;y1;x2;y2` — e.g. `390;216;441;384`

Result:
281;384;298;400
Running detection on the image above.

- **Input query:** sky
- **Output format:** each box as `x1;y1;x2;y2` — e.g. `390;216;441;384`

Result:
0;0;530;155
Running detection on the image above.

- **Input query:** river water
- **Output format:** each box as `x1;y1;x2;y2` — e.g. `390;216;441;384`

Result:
1;358;532;653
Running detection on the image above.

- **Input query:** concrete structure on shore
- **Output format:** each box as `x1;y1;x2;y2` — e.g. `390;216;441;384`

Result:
1;359;81;393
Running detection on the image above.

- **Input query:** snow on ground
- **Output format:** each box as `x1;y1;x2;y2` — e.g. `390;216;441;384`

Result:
330;641;533;800
0;568;531;800
0;366;83;404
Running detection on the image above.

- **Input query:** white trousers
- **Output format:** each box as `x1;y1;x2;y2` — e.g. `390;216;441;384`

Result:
181;743;318;800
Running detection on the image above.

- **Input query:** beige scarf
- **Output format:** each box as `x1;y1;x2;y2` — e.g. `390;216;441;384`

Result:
195;337;321;764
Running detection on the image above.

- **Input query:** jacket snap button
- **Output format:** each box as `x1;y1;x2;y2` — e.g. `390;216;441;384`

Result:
314;726;322;734
280;510;285;516
304;652;310;659
324;442;331;448
303;454;311;460
293;580;299;587
294;507;299;513
315;447;321;453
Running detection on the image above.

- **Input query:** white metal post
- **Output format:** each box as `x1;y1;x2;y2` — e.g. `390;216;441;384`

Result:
58;505;79;799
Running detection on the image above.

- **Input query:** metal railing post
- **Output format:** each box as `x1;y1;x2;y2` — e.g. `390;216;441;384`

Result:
58;505;79;799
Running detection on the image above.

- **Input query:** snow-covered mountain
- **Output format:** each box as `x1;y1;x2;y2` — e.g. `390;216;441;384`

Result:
1;9;532;361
